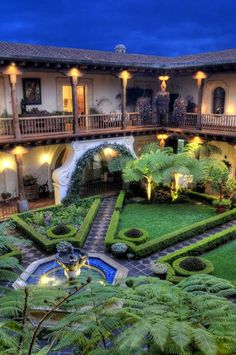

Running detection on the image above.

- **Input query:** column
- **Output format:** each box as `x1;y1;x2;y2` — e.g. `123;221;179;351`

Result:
71;76;79;133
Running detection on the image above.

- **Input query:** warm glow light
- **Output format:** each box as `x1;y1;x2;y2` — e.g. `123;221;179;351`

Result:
66;67;82;78
157;133;169;149
193;71;207;87
10;146;29;156
2;64;22;76
40;153;51;165
157;133;169;140
103;147;117;159
118;70;132;80
191;136;204;144
158;75;170;92
2;160;11;169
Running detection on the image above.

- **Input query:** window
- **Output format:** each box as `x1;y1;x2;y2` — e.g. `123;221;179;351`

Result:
212;87;225;114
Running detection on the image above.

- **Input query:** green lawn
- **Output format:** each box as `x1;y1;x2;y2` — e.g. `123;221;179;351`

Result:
118;203;215;241
203;240;236;280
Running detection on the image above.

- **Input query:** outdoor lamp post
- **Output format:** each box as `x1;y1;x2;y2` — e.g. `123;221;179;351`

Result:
118;70;132;129
66;68;83;134
193;70;207;129
2;63;22;140
9;146;29;212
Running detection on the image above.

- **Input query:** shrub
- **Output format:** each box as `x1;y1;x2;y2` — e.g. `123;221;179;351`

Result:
118;227;148;245
12;198;101;253
180;256;206;271
105;211;120;250
115;191;125;211
186;190;218;203
47;224;77;239
172;256;214;276
111;243;128;257
150;261;168;276
212;199;231;207
159;225;236;265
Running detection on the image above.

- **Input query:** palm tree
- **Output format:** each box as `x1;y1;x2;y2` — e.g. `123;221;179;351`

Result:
122;149;173;200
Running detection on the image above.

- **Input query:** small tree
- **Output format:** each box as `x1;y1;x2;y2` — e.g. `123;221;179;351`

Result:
208;161;230;201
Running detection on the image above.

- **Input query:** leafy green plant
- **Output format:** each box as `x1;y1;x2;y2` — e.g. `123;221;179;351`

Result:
111;242;128;257
212;198;231;208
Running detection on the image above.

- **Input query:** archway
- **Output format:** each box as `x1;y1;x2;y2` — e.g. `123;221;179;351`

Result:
52;136;136;204
63;143;133;201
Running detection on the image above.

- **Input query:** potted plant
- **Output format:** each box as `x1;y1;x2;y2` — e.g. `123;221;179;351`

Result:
150;261;168;279
23;174;37;186
1;192;12;200
213;199;231;213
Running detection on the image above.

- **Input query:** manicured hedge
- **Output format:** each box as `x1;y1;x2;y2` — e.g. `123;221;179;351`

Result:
105;203;236;258
1;245;22;262
118;227;149;245
11;198;101;254
159;225;236;265
186;190;218;203
47;224;78;239
115;191;125;211
105;210;120;250
172;256;214;276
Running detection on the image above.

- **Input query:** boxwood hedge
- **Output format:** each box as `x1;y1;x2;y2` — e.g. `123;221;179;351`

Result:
172;256;214;276
105;193;236;258
11;197;101;254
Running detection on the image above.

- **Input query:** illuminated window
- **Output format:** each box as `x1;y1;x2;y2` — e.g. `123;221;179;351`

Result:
212;87;225;114
62;85;86;114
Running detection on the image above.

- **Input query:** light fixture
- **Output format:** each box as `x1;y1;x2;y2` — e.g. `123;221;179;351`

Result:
192;71;207;87
157;133;169;148
9;146;29;156
40;153;51;165
118;70;132;81
2;64;22;84
66;67;83;84
158;75;170;92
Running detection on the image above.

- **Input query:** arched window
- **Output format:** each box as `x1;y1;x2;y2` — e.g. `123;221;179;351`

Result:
212;87;225;114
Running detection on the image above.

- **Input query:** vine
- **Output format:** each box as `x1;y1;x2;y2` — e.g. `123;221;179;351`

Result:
63;143;134;205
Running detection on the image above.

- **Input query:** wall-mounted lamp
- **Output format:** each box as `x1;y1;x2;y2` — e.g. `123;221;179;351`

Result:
2;63;22;85
66;67;83;84
192;71;207;87
157;133;169;148
158;75;170;92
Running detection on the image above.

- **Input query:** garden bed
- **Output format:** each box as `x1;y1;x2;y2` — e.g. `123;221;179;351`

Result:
117;203;215;241
12;197;101;254
106;192;236;258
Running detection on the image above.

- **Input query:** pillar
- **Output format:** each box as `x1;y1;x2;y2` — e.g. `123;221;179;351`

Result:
15;153;29;212
71;76;79;134
9;74;21;140
121;78;127;129
197;79;205;130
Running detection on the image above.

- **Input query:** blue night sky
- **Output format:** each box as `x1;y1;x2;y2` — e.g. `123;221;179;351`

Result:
0;0;235;56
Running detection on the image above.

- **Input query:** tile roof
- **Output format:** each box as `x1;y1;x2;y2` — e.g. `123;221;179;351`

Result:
0;41;236;69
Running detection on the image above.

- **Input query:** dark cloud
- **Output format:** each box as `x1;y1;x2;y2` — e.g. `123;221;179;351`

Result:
0;0;235;56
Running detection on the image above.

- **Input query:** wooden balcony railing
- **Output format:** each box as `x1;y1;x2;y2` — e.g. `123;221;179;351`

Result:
168;112;236;132
1;111;236;142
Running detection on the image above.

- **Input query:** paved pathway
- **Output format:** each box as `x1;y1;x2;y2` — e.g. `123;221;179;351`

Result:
83;196;117;252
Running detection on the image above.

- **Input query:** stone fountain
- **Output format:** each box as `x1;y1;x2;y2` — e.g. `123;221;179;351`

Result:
55;241;87;281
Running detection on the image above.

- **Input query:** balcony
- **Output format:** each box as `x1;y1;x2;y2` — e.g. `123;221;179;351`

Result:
1;111;236;146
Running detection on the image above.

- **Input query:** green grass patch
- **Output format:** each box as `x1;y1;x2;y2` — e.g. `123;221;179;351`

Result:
203;240;236;280
117;203;215;241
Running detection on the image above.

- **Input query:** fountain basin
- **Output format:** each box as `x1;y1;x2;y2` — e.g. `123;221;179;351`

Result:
13;252;128;288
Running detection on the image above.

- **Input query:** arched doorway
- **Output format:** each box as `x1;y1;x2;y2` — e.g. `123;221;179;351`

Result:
80;147;123;196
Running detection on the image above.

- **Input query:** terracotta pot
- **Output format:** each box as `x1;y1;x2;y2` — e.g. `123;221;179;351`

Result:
216;205;226;213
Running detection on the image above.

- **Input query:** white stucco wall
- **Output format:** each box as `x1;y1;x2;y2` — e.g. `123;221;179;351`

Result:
0;143;67;196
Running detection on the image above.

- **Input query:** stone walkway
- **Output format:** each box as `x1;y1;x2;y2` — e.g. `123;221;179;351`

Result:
83;196;117;252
